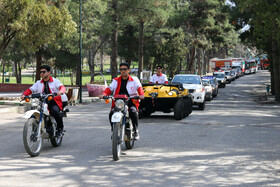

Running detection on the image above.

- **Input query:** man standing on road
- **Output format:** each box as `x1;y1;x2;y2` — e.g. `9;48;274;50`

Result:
21;65;68;137
100;62;144;140
149;65;168;84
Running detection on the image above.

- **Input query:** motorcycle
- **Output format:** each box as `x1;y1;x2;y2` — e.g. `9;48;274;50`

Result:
22;93;69;157
103;95;139;161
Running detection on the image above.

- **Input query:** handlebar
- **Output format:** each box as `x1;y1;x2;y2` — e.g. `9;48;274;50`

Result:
102;95;139;100
23;93;58;101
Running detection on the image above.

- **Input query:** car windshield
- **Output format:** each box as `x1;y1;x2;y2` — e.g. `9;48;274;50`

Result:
225;72;230;76
213;74;225;78
202;79;210;85
173;76;201;84
210;79;215;84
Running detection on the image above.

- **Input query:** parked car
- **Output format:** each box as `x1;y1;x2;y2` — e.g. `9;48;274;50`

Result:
224;70;233;83
130;68;138;74
202;79;213;101
106;69;120;74
172;74;206;110
202;76;218;98
213;71;226;88
230;69;236;81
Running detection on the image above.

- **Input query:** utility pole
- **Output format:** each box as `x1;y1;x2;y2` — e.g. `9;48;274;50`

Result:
79;0;82;103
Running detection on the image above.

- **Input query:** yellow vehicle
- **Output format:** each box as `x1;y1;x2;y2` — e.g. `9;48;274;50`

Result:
139;83;193;120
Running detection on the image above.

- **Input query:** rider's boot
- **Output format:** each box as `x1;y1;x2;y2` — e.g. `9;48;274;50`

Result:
56;128;63;138
130;110;140;140
134;129;140;140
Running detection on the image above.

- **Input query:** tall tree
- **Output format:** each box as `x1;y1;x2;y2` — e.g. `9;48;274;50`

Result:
230;0;280;101
124;0;172;78
0;0;76;81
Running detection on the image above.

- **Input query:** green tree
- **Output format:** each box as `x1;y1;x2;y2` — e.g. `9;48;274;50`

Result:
230;0;280;101
122;0;172;78
0;0;76;81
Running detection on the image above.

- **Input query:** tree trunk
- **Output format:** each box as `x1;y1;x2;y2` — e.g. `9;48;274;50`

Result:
127;25;134;67
14;61;22;83
2;61;5;83
197;48;202;75
100;45;104;74
89;45;96;79
110;0;118;79
268;54;274;95
187;47;196;73
203;49;207;74
138;20;144;79
76;54;81;86
35;50;42;81
271;39;280;101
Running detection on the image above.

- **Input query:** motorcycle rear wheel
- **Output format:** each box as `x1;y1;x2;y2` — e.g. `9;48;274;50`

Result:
112;122;122;161
23;118;43;157
50;134;63;147
125;123;135;150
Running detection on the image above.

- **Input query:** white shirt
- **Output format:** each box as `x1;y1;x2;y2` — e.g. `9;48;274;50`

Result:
150;73;168;84
29;77;68;102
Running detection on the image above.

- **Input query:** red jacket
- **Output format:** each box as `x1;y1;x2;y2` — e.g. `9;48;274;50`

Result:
22;76;67;110
103;75;144;109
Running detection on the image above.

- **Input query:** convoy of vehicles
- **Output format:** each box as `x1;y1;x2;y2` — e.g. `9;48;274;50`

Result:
137;57;262;121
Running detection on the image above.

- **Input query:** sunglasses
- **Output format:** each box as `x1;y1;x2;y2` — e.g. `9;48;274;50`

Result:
40;70;47;74
120;68;128;71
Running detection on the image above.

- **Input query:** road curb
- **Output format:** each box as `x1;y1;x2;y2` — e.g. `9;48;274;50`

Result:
0;100;24;106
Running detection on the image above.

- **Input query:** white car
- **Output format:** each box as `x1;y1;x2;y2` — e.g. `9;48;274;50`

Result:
172;74;206;110
202;79;213;101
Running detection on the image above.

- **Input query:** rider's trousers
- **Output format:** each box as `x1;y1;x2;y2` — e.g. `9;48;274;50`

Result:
48;100;63;130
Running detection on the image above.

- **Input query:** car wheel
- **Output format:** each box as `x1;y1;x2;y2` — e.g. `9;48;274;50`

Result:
198;100;205;110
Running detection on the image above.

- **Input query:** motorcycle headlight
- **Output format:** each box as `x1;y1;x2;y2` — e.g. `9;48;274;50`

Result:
31;98;39;107
115;100;125;111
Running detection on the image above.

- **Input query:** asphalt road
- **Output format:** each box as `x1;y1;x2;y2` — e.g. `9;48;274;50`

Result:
1;70;280;187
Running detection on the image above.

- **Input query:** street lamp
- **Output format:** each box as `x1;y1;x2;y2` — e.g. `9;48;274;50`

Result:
79;0;82;103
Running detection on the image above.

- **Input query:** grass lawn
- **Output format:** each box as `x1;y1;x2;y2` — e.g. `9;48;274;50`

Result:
3;72;141;85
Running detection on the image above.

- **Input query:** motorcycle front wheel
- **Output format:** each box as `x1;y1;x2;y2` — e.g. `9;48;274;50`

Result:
23;118;43;157
112;122;122;161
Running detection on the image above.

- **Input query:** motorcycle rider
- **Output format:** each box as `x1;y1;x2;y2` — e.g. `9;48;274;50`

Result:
100;62;144;140
21;65;68;137
149;65;168;84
